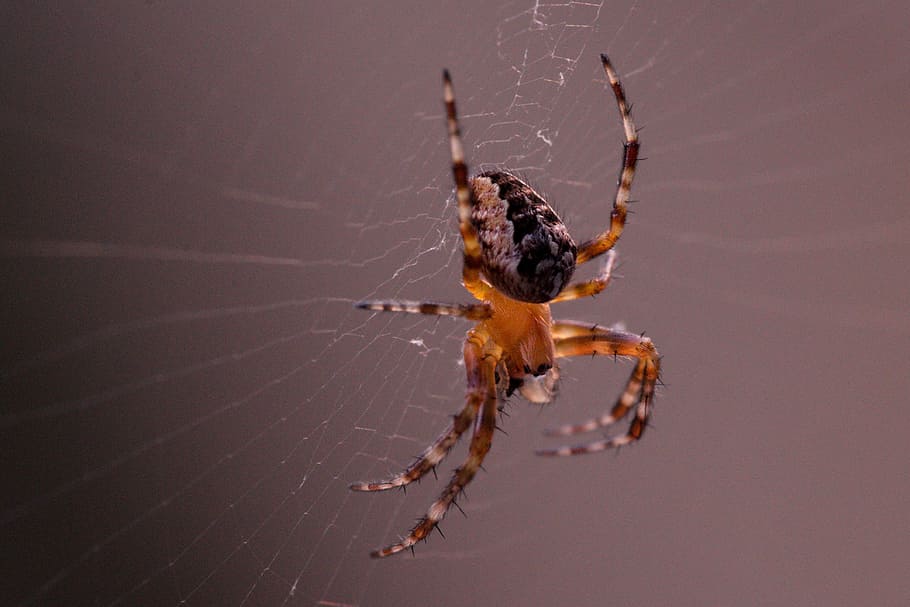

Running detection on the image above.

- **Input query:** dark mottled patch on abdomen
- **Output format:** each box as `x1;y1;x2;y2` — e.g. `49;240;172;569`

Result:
470;171;577;303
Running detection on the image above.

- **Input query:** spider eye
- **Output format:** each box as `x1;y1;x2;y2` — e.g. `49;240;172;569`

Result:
471;171;576;303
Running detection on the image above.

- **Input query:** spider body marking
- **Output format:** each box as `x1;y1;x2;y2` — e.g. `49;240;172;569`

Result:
352;54;661;558
471;171;577;304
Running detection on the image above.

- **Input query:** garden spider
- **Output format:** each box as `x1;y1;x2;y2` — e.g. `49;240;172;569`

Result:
352;54;660;558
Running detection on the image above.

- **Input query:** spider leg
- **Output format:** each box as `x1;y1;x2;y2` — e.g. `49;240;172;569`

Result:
575;54;639;266
350;332;490;492
443;69;488;301
535;322;659;456
370;330;499;557
355;299;492;320
549;319;615;340
549;250;617;303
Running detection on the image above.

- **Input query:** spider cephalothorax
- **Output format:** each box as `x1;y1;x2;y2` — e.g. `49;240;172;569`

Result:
471;170;577;303
353;54;661;558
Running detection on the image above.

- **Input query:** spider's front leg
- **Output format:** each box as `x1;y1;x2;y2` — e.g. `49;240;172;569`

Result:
351;297;494;491
349;327;490;492
368;328;500;557
536;321;660;456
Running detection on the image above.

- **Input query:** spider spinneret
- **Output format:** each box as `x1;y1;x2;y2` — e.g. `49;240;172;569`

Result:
352;54;661;558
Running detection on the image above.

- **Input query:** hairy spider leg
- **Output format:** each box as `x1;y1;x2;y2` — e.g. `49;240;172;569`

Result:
349;327;495;492
575;54;640;266
369;328;500;557
443;69;489;301
535;321;659;456
550;250;617;303
354;300;492;321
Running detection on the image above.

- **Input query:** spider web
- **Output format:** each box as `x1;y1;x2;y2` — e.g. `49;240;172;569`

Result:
4;2;910;606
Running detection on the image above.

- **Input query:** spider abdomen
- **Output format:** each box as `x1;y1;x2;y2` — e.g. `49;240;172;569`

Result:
470;171;576;303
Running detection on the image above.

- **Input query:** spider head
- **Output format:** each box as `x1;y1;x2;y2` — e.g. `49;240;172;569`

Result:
471;171;576;303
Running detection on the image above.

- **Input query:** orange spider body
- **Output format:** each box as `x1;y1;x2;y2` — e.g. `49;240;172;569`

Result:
477;287;554;381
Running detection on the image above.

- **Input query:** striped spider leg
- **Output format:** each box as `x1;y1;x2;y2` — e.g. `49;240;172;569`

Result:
535;321;660;456
351;328;501;557
574;53;640;266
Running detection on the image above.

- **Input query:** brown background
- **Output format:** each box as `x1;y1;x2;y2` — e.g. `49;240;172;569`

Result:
3;2;909;606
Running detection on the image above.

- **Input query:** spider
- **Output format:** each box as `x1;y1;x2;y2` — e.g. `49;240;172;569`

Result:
352;54;660;558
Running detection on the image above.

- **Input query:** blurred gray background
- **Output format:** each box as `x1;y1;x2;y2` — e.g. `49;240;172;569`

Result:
2;2;909;606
